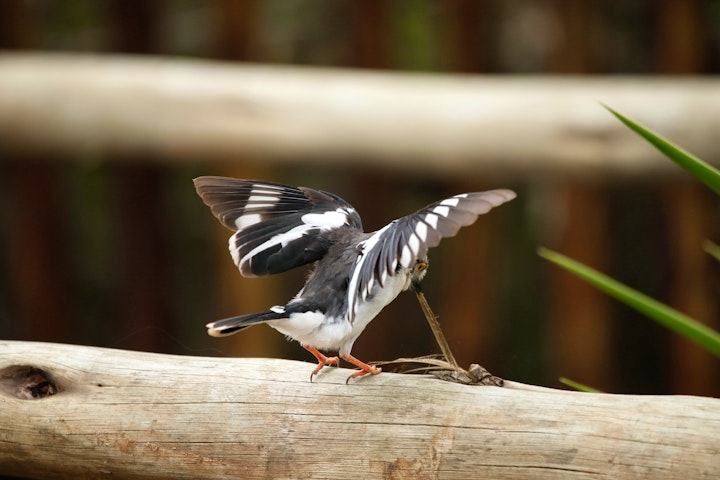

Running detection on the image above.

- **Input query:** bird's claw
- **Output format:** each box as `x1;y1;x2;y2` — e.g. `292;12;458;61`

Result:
342;355;382;384
345;364;382;384
309;355;339;382
303;345;339;382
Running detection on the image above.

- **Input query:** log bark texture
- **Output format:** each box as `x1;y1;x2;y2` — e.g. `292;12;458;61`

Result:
0;53;719;177
0;341;718;479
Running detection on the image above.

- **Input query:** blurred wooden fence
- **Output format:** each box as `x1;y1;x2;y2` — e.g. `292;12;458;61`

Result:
2;54;719;173
0;1;718;400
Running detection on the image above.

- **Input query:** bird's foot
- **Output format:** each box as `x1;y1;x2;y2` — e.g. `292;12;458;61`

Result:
341;354;382;383
303;345;339;381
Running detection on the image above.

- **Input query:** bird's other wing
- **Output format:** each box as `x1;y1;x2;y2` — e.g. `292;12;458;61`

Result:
347;189;516;321
194;177;363;277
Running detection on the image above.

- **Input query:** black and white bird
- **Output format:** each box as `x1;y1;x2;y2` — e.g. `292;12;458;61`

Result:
194;177;515;381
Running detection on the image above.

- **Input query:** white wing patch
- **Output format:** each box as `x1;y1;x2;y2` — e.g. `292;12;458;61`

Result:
247;186;282;208
414;222;428;243
251;184;284;194
247;195;279;203
398;231;422;268
408;232;421;255
440;197;460;207
301;209;351;228
432;205;450;217
399;244;413;268
423;212;439;229
229;235;241;266
235;213;262;230
245;196;279;210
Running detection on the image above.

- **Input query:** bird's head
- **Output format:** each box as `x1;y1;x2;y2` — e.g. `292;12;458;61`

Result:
410;257;429;292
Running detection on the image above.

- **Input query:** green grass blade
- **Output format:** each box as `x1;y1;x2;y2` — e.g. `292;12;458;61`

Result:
559;377;604;393
703;240;720;263
604;105;720;196
538;247;720;358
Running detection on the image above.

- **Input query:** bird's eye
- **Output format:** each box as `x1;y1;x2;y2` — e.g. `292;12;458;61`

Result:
415;261;428;273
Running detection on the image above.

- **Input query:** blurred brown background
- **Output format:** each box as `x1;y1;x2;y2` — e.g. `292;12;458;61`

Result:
0;0;718;396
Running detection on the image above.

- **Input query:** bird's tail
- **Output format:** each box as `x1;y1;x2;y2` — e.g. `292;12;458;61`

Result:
206;308;286;337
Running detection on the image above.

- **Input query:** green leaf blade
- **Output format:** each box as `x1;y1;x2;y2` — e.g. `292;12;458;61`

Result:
538;247;720;358
603;105;720;196
560;377;605;393
703;240;720;263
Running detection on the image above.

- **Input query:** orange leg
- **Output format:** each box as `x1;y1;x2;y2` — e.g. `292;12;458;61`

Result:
302;345;339;381
341;354;382;383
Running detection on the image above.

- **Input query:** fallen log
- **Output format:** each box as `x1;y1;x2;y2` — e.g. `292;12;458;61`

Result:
0;340;718;479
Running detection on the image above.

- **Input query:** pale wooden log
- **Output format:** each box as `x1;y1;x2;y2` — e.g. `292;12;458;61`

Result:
0;53;719;177
1;340;718;479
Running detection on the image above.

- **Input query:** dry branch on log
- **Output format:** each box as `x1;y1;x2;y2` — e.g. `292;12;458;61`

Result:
1;340;718;480
0;53;719;177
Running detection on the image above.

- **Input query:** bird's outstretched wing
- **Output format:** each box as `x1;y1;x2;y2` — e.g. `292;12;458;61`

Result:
194;177;363;277
347;189;516;322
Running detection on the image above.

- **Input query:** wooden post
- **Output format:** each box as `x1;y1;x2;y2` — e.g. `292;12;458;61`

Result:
1;54;719;174
1;340;718;479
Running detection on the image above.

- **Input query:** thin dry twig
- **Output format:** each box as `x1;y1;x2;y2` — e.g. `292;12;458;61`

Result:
373;355;504;386
373;285;505;386
413;286;460;371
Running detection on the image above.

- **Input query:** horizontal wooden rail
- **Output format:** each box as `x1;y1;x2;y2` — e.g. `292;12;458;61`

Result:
0;53;718;177
1;340;718;479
